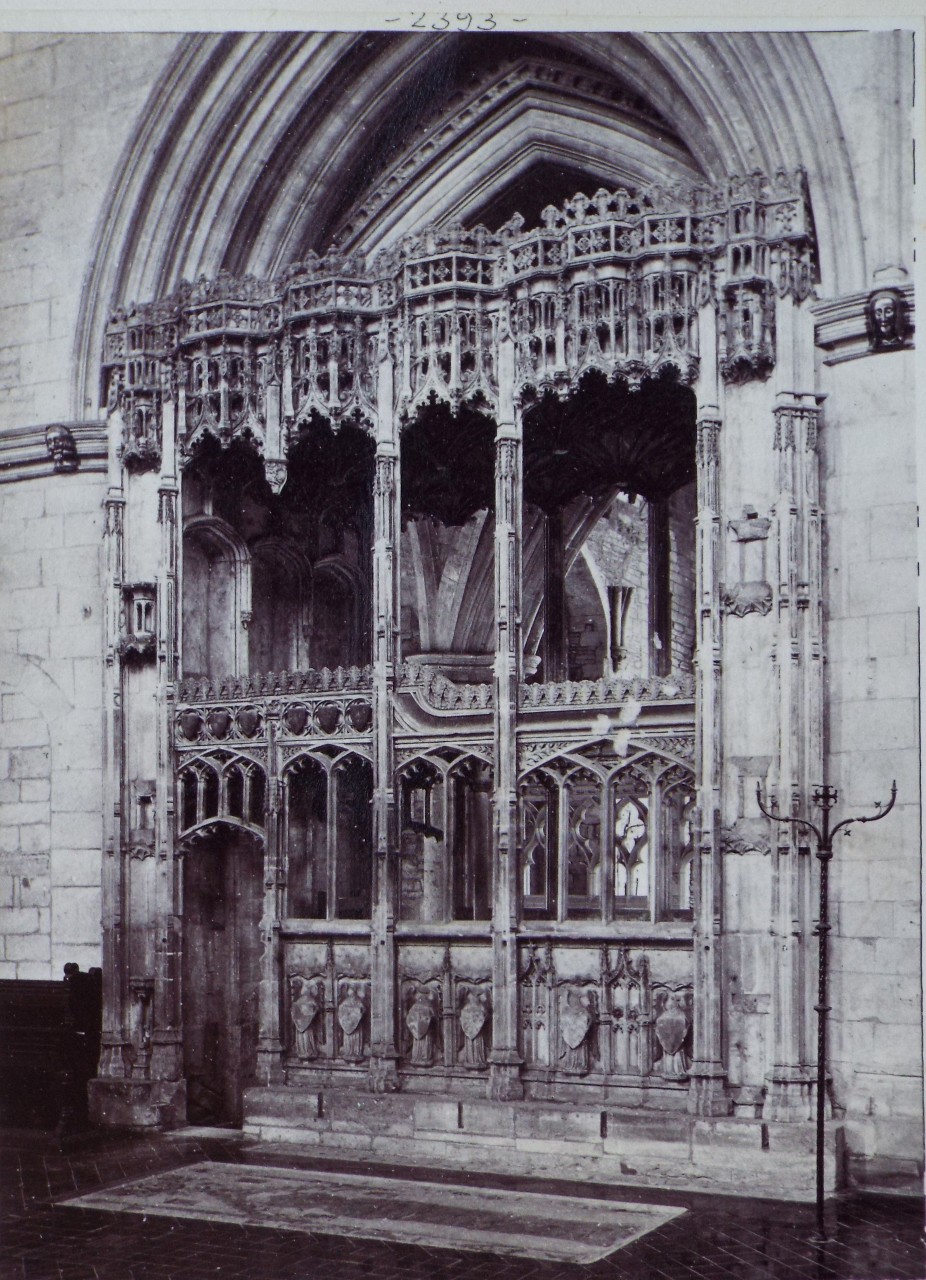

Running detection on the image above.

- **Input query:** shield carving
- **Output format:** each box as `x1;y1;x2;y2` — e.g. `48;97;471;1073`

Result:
560;995;592;1050
337;991;364;1037
460;993;486;1041
655;995;689;1056
406;995;433;1041
292;991;319;1034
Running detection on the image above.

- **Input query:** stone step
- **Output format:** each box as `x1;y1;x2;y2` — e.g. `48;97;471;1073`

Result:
243;1085;844;1202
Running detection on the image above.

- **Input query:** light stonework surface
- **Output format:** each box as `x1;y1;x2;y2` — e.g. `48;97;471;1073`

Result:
62;1160;687;1262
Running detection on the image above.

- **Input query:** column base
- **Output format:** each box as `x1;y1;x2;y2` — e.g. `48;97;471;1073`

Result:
256;1041;286;1086
88;1077;187;1129
97;1038;131;1079
765;1067;827;1122
368;1054;400;1094
687;1063;732;1116
487;1052;524;1101
149;1031;183;1082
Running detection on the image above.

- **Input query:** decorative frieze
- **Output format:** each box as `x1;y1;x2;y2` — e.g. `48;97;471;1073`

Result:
519;672;694;709
398;663;494;711
178;665;373;705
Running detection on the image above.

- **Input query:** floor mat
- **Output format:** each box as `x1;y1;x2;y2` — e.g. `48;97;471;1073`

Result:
61;1160;687;1263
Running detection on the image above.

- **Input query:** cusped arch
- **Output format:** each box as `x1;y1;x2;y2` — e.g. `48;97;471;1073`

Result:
282;744;373;779
176;815;266;855
178;752;267;831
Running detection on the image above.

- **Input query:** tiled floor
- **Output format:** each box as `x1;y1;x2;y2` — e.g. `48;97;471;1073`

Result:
1;1126;923;1280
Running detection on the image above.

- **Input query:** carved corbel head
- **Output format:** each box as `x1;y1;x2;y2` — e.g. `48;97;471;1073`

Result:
867;288;908;350
45;424;79;473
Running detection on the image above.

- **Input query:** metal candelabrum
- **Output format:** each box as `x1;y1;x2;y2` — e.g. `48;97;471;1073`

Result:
756;779;897;1240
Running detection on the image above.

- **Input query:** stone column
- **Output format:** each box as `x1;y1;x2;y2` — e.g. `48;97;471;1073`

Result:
765;390;823;1120
488;315;524;1101
687;402;729;1115
149;385;184;1101
256;710;285;1084
96;407;129;1083
369;336;400;1092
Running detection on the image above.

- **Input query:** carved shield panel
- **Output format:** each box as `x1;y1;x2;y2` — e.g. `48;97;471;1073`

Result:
406;997;433;1041
460;994;486;1041
560;998;591;1050
337;994;364;1037
654;1000;689;1056
236;707;261;737
292;993;319;1034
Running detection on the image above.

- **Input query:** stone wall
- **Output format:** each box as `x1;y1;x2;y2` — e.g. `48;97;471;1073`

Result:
0;468;106;976
0;33;177;972
0;33;179;430
821;345;922;1183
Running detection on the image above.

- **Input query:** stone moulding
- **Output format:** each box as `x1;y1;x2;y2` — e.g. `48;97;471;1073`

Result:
331;55;676;251
177;665;374;704
398;663;494;712
103;170;816;485
519;672;695;708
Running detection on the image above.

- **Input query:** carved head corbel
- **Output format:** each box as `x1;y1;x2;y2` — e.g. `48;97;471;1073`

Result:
867;288;908;350
45;424;79;473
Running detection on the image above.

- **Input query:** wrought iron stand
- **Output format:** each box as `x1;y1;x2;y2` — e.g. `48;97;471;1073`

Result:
756;780;897;1240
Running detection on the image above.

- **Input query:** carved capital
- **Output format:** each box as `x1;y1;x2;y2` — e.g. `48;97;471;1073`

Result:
773;401;820;453
157;489;177;526
720;581;773;617
695;416;721;465
373;453;396;496
728;509;771;542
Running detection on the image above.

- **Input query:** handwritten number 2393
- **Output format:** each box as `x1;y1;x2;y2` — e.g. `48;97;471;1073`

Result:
411;13;497;29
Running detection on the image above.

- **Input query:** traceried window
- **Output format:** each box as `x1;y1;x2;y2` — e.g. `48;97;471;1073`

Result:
518;751;694;922
565;770;602;918
613;795;649;906
284;752;373;920
521;780;556;915
397;755;493;924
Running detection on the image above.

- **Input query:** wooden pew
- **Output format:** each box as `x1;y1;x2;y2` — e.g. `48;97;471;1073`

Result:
0;964;102;1132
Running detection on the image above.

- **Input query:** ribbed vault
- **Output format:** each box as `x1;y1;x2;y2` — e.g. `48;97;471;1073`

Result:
74;29;864;417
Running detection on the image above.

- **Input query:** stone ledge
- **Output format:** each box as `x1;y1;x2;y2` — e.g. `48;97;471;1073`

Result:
242;1085;844;1202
